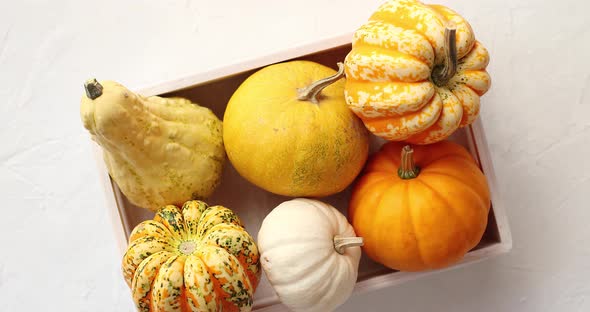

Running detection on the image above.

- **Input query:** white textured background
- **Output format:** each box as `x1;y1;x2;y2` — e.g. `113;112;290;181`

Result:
1;0;589;311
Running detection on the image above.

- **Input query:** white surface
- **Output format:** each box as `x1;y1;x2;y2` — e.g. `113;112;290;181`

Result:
0;0;588;311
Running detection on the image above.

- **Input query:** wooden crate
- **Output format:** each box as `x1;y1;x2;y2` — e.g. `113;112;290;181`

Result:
94;33;512;311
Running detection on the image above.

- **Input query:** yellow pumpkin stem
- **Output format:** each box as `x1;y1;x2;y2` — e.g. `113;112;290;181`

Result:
432;27;458;87
84;78;103;99
333;235;364;254
297;62;345;104
398;145;420;179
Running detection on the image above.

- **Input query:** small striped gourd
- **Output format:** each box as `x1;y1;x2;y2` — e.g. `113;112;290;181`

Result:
122;200;260;311
344;0;491;144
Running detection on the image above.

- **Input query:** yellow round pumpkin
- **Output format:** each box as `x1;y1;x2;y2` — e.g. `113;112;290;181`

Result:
223;61;369;197
349;141;490;271
122;200;260;311
344;0;491;144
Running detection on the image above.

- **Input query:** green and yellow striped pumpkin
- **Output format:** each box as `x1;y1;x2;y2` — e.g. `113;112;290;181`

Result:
122;200;260;312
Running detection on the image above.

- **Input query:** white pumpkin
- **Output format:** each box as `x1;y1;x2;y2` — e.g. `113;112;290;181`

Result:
257;198;363;312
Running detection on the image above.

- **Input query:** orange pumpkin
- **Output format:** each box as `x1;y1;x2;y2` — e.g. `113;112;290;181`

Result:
349;141;490;271
344;0;491;144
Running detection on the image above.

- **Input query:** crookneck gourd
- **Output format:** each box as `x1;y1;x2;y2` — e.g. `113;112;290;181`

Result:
122;200;260;312
344;0;492;144
349;141;490;271
80;79;225;211
223;61;369;197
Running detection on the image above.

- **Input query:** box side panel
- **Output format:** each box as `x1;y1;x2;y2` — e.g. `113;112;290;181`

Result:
92;144;128;257
137;33;354;96
353;243;510;297
470;119;513;250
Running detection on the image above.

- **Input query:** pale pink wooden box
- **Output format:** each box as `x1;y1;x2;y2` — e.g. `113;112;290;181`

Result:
93;34;512;311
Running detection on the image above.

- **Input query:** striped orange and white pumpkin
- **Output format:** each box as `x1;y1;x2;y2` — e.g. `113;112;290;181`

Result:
122;200;260;312
344;0;491;144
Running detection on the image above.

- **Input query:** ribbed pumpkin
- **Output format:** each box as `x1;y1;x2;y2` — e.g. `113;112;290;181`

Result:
257;199;363;312
122;200;260;311
349;141;490;271
344;0;491;144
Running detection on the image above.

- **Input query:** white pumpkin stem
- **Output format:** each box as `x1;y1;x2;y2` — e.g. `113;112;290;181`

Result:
85;78;103;99
333;235;364;254
297;62;345;104
432;27;458;87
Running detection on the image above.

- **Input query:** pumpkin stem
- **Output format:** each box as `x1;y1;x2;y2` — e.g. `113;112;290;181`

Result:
333;235;364;255
398;145;420;179
297;62;345;104
178;241;197;255
432;27;458;87
84;78;103;100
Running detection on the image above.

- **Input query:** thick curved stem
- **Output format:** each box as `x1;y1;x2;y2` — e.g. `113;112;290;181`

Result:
398;145;420;179
432;27;458;87
84;78;103;100
297;62;345;104
334;235;364;255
